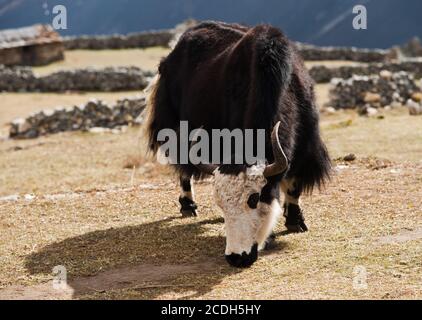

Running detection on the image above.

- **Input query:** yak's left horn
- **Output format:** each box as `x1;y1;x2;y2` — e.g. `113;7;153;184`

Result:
263;121;288;177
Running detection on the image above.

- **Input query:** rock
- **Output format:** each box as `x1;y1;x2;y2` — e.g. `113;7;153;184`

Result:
380;70;393;80
406;99;422;115
411;92;422;102
9;96;147;139
400;37;422;58
329;72;418;110
63;30;175;50
358;105;379;116
343;154;356;162
364;92;382;103
11;118;31;134
320;106;337;115
24;194;36;201
89;127;110;134
367;107;379;117
0;65;150;92
296;43;388;63
309;60;422;84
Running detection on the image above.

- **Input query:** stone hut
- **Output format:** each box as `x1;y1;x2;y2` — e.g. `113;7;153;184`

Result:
0;24;64;66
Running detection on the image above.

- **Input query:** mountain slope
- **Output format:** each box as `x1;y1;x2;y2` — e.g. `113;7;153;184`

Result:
0;0;420;48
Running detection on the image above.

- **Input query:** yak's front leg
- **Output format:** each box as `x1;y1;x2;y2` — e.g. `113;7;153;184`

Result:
178;175;198;217
281;179;308;232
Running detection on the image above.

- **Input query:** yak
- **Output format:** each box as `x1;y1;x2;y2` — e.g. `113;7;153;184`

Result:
145;21;331;268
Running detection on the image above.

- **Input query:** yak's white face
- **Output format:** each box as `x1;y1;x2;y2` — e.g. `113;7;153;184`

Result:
213;165;282;267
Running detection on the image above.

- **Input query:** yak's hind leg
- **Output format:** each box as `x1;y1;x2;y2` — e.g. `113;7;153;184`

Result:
281;178;308;232
178;175;198;217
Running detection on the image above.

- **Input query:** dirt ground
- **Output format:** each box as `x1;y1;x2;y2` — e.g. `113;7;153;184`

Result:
0;50;421;300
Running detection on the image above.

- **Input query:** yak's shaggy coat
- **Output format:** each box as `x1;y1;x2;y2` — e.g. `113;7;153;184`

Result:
146;21;330;192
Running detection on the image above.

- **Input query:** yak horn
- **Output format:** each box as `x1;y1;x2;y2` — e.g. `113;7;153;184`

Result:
263;121;288;177
191;128;218;175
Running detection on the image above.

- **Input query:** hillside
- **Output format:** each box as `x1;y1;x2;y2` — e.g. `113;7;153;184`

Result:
0;0;421;48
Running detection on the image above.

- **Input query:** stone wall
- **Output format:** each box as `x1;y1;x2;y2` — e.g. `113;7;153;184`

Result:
399;37;422;58
309;59;422;83
62;28;391;63
296;43;389;63
63;30;175;50
9;96;146;139
0;65;149;92
327;71;420;110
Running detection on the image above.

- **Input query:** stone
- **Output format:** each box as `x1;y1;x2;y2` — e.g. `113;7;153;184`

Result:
364;92;382;103
63;30;175;50
406;99;422;115
411;92;422;102
309;60;422;84
296;43;388;63
343;154;356;162
367;107;379;117
9;96;147;139
89;127;110;134
328;72;418;110
380;70;393;80
0;65;149;92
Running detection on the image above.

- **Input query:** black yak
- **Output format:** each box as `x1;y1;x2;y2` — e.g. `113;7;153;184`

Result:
146;21;331;267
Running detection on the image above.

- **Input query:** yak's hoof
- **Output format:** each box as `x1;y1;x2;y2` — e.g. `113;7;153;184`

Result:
179;197;198;218
180;208;197;217
285;221;308;233
284;203;308;233
263;233;277;250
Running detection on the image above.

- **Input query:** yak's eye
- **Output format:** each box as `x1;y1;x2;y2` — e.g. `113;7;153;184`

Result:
247;193;260;209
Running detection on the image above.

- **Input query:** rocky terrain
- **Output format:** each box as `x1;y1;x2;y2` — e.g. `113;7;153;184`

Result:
328;71;420;111
9;97;146;139
309;60;422;83
2;0;422;49
0;65;150;92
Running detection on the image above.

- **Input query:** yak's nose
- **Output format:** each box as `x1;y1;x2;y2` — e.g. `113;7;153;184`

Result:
225;243;258;268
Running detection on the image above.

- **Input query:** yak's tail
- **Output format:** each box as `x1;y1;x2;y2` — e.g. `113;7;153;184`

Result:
142;73;160;154
143;68;179;157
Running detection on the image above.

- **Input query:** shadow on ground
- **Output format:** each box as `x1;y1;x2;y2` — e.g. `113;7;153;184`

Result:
23;216;287;299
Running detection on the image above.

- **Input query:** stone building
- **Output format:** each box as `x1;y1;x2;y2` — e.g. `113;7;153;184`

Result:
0;24;64;66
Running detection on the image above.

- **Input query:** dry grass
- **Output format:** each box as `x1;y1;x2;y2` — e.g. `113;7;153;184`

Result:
321;107;422;163
32;47;170;76
0;108;421;300
0;158;421;299
0;56;421;300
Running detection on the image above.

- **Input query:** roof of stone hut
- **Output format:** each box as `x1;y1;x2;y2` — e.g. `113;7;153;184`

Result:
0;24;62;50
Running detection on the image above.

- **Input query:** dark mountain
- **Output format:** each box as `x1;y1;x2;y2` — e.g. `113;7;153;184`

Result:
0;0;421;48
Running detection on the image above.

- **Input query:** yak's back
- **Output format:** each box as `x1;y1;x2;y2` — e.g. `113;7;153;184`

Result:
159;21;250;74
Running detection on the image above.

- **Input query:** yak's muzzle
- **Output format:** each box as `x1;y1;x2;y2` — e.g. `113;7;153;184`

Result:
225;243;258;268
